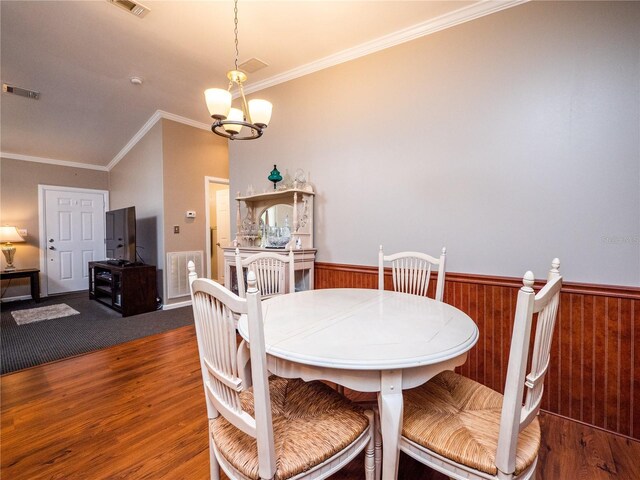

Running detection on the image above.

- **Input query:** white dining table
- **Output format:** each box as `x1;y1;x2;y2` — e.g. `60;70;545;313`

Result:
237;288;479;480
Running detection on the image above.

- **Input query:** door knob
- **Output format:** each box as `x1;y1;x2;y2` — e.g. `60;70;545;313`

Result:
49;238;54;242
49;246;55;250
216;242;221;247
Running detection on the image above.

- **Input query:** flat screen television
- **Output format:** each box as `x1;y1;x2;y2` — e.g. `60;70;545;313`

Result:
105;206;136;263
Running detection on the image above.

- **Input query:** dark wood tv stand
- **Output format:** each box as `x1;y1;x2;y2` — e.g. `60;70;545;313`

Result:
89;261;157;317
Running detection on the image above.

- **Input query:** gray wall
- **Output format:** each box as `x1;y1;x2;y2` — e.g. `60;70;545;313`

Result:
161;119;228;305
108;119;228;305
230;1;640;286
109;122;164;266
109;121;165;294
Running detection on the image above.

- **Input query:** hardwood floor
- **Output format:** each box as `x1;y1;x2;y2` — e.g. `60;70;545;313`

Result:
2;325;638;479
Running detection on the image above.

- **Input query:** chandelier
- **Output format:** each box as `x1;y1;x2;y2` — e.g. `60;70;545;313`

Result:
205;0;272;140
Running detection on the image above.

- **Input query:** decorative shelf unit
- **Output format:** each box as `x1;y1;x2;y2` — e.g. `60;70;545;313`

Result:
222;186;316;295
88;262;157;317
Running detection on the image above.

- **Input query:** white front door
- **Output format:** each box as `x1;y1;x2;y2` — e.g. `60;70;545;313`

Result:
215;188;230;281
43;188;107;294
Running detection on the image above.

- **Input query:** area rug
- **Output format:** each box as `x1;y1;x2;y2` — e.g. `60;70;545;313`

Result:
11;304;80;326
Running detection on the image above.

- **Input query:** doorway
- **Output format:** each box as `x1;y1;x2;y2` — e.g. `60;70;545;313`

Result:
204;177;230;282
38;185;109;296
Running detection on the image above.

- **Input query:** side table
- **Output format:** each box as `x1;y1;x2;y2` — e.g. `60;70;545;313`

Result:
0;268;41;302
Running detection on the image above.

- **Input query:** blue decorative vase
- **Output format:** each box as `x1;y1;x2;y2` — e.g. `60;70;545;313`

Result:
268;165;282;190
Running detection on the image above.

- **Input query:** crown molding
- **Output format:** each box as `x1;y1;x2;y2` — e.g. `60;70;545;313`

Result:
0;152;109;171
106;110;211;171
243;0;528;96
158;110;211;132
1;110;210;172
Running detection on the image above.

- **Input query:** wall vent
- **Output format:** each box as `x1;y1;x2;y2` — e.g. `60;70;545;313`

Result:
167;250;203;299
2;83;40;100
108;0;150;18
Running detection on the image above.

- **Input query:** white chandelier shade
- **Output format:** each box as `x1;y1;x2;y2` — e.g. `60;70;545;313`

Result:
223;107;245;134
205;88;232;120
248;99;273;127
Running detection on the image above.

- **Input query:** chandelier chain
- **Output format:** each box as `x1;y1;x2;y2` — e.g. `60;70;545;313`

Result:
233;0;239;71
206;0;271;140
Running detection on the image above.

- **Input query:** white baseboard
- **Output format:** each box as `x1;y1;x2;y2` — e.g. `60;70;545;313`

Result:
1;295;34;303
162;299;192;310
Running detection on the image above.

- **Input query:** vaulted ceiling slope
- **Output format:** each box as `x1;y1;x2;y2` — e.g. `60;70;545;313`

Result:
0;0;523;169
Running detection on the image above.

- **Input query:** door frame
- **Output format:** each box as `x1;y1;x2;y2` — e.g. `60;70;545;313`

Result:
204;176;229;279
38;185;109;298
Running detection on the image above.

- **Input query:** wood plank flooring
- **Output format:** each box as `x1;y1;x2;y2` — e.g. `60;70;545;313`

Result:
2;325;639;479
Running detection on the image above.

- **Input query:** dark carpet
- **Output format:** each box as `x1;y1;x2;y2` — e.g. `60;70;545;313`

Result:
1;292;194;374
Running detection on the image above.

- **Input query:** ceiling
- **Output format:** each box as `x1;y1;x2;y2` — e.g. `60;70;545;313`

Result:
0;0;521;169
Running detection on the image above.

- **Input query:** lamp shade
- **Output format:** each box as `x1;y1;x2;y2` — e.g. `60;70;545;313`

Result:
0;226;24;243
223;108;244;134
248;99;272;127
205;88;232;119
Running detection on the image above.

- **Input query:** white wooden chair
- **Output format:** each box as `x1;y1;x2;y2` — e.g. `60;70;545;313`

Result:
235;247;295;299
399;259;563;480
378;245;447;301
188;262;376;480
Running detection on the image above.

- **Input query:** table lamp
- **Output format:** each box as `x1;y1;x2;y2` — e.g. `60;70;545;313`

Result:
0;226;25;271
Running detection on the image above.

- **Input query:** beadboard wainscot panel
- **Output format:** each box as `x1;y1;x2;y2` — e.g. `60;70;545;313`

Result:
314;262;640;440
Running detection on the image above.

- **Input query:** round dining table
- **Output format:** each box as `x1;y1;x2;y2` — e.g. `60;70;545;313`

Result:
237;288;479;480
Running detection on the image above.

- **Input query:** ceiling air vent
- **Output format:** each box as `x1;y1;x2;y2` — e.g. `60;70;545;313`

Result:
2;83;40;100
238;58;269;74
108;0;150;18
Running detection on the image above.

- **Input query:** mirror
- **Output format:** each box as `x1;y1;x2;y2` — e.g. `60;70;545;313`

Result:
260;204;293;228
260;204;294;248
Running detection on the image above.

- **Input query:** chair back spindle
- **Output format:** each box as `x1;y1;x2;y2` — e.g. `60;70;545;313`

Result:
495;259;562;476
251;257;285;297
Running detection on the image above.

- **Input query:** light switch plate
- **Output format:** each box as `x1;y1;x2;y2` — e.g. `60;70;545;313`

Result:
173;226;180;234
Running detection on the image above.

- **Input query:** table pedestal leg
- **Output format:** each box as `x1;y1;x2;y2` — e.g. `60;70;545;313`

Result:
379;370;403;480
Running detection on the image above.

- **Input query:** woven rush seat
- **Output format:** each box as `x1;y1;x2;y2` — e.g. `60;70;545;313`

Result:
211;376;370;480
402;370;540;476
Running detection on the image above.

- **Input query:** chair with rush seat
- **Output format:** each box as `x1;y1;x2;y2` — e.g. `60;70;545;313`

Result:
399;259;562;480
188;261;376;480
378;245;447;301
235;247;295;299
234;246;295;398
